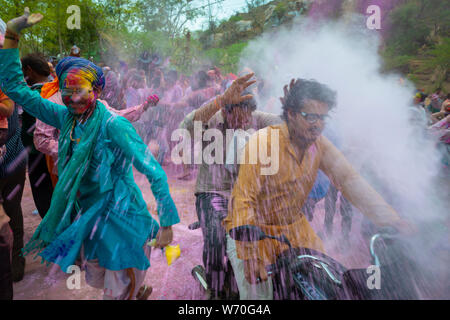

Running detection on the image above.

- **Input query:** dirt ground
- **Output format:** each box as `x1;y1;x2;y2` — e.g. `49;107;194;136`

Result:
13;165;372;300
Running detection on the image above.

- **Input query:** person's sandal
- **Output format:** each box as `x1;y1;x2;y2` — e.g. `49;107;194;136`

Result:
136;285;153;300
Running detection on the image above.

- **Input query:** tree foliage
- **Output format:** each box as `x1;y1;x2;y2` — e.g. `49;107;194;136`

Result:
385;0;450;55
204;41;248;73
424;37;450;72
133;0;204;39
0;0;206;72
0;0;113;59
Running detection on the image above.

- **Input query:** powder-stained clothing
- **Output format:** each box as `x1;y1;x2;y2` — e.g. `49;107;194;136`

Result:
161;84;184;104
101;71;121;110
429;115;450;168
21;83;45;155
33;91;148;174
180;101;281;298
224;123;401;266
126;87;144;109
24;83;54;219
0;102;26;179
0;89;9;130
429;115;450;145
83;244;152;300
0;48;179;272
180;108;282;197
0;90;11;157
184;87;218;110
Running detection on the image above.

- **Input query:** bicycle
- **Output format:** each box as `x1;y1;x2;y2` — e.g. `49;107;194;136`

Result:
189;220;239;299
229;225;421;300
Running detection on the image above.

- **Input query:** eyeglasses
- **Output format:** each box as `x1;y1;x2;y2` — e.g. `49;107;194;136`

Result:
298;111;329;124
61;88;93;96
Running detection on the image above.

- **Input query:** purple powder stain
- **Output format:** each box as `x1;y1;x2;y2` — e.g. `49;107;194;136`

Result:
89;216;102;240
34;173;47;188
6;184;21;201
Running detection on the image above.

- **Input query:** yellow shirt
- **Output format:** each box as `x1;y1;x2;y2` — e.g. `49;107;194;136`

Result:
224;123;400;266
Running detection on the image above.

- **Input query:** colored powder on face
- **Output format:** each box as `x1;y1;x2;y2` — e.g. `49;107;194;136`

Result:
61;72;97;114
62;69;95;89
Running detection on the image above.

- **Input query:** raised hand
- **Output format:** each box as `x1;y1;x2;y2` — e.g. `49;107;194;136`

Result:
6;7;43;35
280;78;298;106
219;73;256;107
143;94;159;111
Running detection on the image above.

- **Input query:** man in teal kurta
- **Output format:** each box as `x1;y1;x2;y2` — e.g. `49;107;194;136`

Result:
0;8;179;299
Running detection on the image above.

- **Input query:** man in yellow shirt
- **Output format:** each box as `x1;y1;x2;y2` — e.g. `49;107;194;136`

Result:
224;78;412;299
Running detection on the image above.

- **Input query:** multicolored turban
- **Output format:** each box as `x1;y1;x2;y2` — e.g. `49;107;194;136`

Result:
55;56;105;90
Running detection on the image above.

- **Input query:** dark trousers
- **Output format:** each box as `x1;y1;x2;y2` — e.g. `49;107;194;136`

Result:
28;152;53;219
0;223;13;300
324;184;353;239
195;192;236;299
0;165;26;281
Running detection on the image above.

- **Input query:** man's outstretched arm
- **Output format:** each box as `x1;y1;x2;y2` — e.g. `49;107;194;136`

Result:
318;136;410;231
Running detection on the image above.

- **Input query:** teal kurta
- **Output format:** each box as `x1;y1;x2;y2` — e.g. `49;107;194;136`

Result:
0;49;180;272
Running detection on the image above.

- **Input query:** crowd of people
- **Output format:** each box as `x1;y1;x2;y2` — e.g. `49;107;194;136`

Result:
412;87;450;124
0;9;448;300
412;87;450;167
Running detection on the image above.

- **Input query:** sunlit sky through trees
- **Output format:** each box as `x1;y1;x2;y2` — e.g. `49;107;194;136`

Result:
186;0;250;31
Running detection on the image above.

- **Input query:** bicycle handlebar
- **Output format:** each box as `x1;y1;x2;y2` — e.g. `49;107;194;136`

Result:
370;231;400;266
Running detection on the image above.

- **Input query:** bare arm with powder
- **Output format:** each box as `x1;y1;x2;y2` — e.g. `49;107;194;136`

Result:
318;136;413;233
179;73;256;135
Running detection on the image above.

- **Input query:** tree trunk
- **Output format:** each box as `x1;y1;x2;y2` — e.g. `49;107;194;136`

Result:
57;3;63;55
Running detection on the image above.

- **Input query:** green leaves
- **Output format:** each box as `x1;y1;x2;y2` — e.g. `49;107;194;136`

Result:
424;37;450;72
381;0;449;88
204;42;248;73
385;0;450;56
133;0;204;38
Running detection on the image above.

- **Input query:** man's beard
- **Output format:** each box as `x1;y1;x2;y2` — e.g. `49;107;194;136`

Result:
289;125;314;149
292;135;314;150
